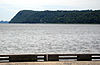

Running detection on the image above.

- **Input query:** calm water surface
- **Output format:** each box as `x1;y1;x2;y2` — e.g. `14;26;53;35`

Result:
0;24;100;54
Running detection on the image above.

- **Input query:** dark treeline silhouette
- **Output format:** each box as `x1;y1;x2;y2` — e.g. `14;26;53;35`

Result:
10;10;100;24
0;20;8;23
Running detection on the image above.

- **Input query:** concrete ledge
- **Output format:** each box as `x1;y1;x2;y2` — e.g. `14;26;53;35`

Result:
0;61;100;65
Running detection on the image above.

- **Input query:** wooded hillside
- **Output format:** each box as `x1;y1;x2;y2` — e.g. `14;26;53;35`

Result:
10;10;100;24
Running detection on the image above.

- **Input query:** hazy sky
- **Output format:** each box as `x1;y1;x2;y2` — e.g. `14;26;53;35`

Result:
0;0;100;21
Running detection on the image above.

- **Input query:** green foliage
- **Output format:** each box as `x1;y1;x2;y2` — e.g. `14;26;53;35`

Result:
9;10;100;24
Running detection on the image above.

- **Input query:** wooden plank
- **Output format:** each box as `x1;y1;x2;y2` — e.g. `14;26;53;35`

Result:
48;55;59;61
92;57;100;59
77;54;92;61
0;58;9;60
9;55;37;62
0;61;100;65
59;57;77;59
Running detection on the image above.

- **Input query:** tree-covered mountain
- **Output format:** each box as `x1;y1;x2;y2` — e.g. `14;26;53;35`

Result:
0;21;8;23
10;10;100;24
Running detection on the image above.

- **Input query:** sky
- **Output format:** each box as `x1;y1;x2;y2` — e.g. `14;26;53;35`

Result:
0;0;100;21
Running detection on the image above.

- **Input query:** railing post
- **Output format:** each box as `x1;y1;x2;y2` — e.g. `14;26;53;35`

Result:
77;54;92;61
44;55;47;61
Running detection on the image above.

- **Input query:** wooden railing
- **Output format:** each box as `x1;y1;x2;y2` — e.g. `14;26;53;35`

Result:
0;54;100;62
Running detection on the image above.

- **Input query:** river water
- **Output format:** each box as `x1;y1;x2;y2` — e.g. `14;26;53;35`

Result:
0;24;100;54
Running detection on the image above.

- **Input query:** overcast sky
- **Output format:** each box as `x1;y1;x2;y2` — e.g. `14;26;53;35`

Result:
0;0;100;21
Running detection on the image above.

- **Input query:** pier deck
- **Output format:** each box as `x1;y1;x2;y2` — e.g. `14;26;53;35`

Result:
0;61;100;65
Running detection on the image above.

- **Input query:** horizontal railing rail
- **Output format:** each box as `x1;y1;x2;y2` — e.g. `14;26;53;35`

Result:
0;54;100;62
